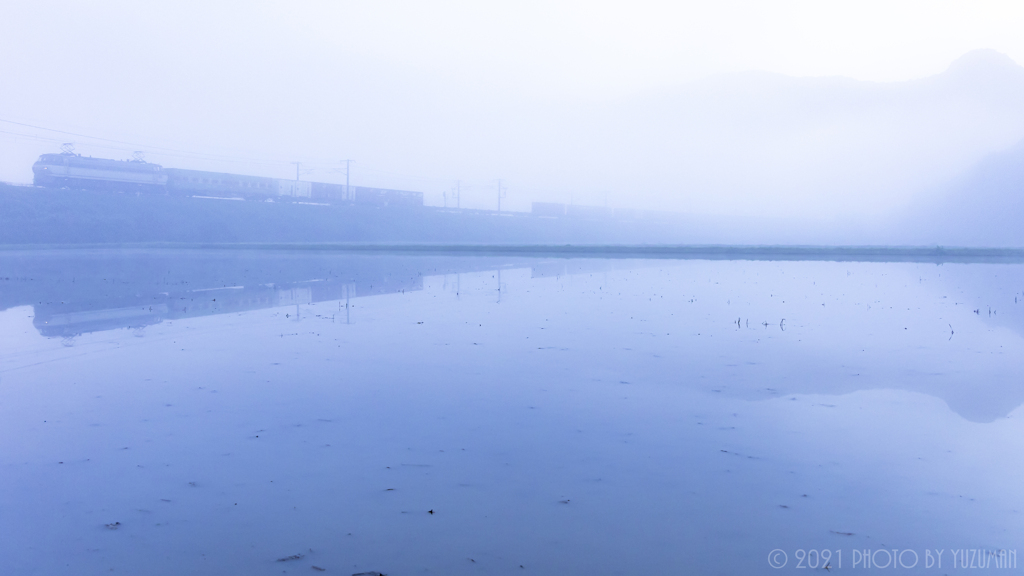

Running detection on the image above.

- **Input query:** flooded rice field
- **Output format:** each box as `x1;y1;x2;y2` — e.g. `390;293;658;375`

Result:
1;249;1022;575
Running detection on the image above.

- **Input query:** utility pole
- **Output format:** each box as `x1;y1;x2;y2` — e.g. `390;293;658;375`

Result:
343;159;353;201
291;162;301;181
456;180;461;209
497;179;506;212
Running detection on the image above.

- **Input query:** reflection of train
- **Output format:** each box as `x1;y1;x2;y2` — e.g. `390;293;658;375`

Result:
0;251;526;338
31;151;424;207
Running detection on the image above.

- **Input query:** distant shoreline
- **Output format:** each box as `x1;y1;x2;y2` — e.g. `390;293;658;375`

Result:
2;242;1023;263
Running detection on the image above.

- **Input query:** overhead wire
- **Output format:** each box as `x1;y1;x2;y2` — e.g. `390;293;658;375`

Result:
1;117;512;195
0;117;299;168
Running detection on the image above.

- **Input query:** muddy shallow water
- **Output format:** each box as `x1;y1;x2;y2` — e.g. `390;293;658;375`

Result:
1;249;1022;575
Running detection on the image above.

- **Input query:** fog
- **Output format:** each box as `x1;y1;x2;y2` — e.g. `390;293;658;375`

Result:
6;6;1024;573
2;1;1024;244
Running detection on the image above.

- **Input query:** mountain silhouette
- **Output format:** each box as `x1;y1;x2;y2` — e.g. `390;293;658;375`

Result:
900;134;1024;247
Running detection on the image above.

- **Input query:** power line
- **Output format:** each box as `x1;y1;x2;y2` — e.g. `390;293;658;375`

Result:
0;131;297;175
0;118;233;158
0;128;71;144
0;117;299;167
0;118;529;199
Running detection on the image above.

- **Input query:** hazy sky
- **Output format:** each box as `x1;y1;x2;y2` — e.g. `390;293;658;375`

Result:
293;0;1024;92
2;1;1024;216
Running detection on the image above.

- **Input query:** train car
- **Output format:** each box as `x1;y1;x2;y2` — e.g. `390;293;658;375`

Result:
566;204;613;220
164;168;279;199
310;181;351;203
32;153;167;192
310;182;422;207
532;202;567;217
165;168;320;201
30;150;425;208
275;179;312;199
351;186;423;208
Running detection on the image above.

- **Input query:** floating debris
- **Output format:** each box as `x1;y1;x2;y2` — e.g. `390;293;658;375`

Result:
277;554;305;562
104;522;121;530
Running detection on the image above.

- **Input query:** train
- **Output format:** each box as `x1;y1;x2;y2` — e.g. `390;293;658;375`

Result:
31;151;424;208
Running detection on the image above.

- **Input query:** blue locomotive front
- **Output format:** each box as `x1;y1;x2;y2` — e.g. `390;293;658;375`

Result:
33;153;168;192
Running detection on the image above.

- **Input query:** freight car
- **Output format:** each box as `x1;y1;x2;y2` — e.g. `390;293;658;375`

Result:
349;186;423;208
31;151;424;208
308;182;422;207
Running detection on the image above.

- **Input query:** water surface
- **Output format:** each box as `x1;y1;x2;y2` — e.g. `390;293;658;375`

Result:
1;249;1022;575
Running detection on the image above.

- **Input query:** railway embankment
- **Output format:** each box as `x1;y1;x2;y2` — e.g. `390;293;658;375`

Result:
0;184;684;245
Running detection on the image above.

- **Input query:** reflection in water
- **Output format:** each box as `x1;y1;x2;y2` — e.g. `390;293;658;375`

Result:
1;249;1023;575
0;250;535;337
